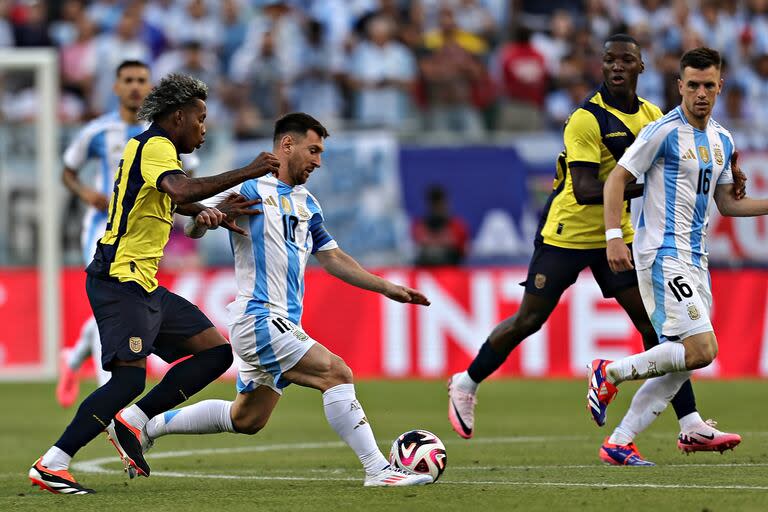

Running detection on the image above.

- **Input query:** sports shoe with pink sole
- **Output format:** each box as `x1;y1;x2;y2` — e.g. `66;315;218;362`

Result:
677;419;742;454
448;374;477;439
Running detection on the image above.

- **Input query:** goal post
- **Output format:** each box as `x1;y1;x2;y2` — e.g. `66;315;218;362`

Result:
0;49;59;380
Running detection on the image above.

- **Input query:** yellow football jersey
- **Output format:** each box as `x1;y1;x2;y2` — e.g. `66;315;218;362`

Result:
87;124;185;292
538;85;663;249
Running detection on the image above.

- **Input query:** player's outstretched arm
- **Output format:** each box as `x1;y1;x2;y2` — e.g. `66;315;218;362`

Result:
714;183;768;217
160;152;279;205
314;248;430;306
604;165;635;273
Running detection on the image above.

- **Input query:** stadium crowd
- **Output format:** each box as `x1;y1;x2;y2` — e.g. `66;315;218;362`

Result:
0;0;765;141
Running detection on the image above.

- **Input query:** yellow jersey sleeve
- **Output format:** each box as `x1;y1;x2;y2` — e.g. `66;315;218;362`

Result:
564;109;601;168
141;136;185;191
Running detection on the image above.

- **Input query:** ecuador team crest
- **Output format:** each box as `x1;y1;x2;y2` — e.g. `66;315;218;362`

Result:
129;337;143;353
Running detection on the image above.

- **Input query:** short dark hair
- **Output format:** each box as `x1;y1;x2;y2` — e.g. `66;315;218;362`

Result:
604;33;639;46
137;73;208;122
680;47;722;74
273;112;329;143
116;60;149;77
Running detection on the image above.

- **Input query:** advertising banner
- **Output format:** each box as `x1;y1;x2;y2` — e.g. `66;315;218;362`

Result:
2;267;767;379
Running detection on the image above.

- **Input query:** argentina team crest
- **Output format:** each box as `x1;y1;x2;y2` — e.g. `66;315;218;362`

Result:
297;204;311;220
713;145;723;165
129;336;143;353
686;303;700;321
698;146;710;164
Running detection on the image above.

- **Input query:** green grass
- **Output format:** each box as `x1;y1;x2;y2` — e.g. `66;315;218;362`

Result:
1;379;767;511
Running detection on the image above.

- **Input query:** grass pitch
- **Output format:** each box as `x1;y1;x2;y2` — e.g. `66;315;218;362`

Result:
1;379;766;511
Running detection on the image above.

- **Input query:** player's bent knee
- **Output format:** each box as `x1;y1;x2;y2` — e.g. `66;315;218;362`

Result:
232;415;267;435
513;312;547;338
329;355;353;385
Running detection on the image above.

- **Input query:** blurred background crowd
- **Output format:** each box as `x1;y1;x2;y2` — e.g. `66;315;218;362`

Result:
1;0;767;142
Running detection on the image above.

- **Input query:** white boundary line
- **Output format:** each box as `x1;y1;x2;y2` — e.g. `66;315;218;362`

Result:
70;436;768;491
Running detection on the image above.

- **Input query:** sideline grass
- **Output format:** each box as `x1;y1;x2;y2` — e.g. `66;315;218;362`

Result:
2;379;766;511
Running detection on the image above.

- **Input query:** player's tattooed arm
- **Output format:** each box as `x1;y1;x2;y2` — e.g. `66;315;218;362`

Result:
571;166;644;205
315;248;430;305
160;152;279;204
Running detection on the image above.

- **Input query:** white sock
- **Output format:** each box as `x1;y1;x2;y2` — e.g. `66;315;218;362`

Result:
322;383;389;475
453;371;478;394
122;404;150;430
608;371;691;445
146;400;235;440
606;342;687;385
89;326;110;386
66;317;98;369
679;411;704;432
41;446;71;471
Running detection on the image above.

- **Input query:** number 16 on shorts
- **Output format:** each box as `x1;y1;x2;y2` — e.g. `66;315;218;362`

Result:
638;256;714;338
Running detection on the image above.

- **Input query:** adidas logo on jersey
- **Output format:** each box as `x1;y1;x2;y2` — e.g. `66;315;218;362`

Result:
264;196;278;207
681;148;697;160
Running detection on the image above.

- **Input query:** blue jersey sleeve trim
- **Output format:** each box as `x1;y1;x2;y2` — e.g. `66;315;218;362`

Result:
155;169;185;191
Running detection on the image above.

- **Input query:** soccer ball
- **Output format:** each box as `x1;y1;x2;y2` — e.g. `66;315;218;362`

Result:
389;429;447;482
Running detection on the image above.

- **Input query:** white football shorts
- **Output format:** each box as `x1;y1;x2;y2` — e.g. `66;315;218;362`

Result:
229;313;316;395
637;256;713;340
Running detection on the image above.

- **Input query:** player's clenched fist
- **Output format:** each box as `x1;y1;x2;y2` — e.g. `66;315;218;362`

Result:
245;152;280;179
194;207;225;228
606;238;634;273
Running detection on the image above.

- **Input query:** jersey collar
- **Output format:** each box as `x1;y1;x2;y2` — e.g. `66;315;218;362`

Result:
599;83;640;114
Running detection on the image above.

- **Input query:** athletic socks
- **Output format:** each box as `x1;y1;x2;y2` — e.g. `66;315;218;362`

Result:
40;446;72;471
135;344;233;419
679;411;705;432
322;384;389;475
467;340;507;384
670;378;697;420
51;365;146;462
606;342;687;385
452;371;479;394
608;371;691;446
146;400;235;439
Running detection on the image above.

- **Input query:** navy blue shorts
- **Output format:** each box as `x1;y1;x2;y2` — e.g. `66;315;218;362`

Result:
522;242;638;299
85;274;214;371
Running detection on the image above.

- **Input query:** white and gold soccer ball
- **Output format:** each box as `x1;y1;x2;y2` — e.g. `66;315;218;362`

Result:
389;429;447;482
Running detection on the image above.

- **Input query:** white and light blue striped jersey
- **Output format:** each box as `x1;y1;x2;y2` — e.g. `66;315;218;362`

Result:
618;106;735;271
203;175;338;324
63;111;199;264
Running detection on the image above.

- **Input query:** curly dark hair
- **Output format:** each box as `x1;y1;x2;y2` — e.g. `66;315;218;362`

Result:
137;73;208;122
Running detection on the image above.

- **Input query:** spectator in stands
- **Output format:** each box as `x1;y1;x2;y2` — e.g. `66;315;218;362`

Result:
60;14;97;118
495;25;547;131
544;74;590;129
166;0;219;50
86;0;123;33
419;6;487;135
154;40;220;90
218;0;249;75
454;0;497;44
348;15;416;128
0;0;14;47
531;9;574;76
12;0;50;47
49;0;84;47
412;185;469;267
292;19;344;127
92;7;152;113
